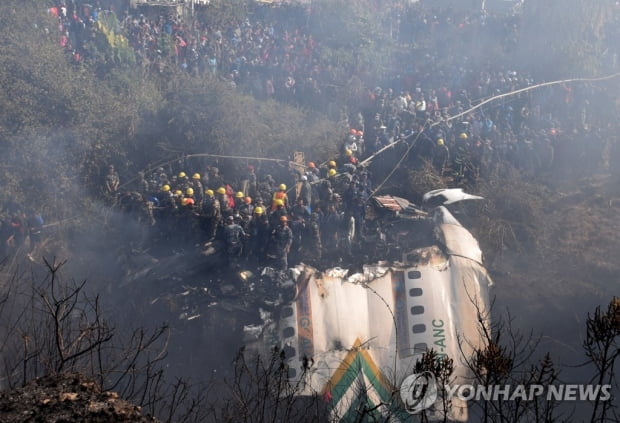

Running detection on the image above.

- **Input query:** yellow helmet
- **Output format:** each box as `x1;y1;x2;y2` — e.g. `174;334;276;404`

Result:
186;187;194;196
174;190;182;196
437;138;444;146
178;171;187;178
279;184;287;191
192;173;201;180
162;184;171;192
345;149;353;157
328;169;337;177
217;187;226;195
274;199;284;207
328;160;337;168
459;132;468;140
205;189;214;196
254;206;264;215
235;191;244;199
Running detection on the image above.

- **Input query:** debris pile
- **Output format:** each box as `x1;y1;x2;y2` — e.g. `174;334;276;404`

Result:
0;373;158;423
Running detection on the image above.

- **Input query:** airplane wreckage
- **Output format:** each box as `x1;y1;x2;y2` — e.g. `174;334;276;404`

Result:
133;189;492;421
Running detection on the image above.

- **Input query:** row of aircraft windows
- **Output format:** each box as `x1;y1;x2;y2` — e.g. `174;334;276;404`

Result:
407;270;427;337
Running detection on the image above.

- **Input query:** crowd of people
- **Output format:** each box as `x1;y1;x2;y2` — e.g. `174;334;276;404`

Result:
33;1;620;270
106;145;372;270
48;1;618;182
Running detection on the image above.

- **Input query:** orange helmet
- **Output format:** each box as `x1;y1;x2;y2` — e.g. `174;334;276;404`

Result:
244;196;252;204
308;161;316;169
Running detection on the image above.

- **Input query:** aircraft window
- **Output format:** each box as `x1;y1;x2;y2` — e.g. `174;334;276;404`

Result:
414;343;428;353
407;270;421;279
283;345;296;359
288;368;297;379
282;307;294;318
283;327;295;338
412;324;426;334
410;305;425;315
409;288;423;297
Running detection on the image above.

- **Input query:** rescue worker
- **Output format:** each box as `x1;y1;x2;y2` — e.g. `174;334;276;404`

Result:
157;185;175;210
248;206;270;265
202;189;221;240
303;212;322;266
155;185;176;242
179;194;199;245
234;191;245;211
269;199;287;229
321;204;341;262
327;168;338;184
339;148;357;168
306;162;320;183
178;171;190;191
238;196;254;219
217;187;231;217
271;184;289;211
325;160;337;178
270;215;292;270
317;179;334;207
223;215;246;268
191;173;204;207
289;214;305;266
297;175;312;209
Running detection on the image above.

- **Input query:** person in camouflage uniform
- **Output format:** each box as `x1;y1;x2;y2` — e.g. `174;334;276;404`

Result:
201;189;221;241
270;215;292;270
303;212;322;266
223;215;246;268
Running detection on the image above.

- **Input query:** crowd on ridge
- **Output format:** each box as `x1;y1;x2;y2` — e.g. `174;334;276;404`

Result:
47;0;617;182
